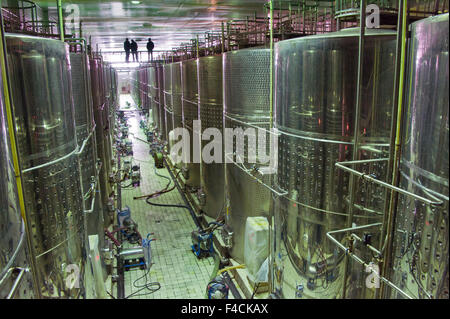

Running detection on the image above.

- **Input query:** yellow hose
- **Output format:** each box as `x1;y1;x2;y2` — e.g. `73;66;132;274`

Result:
217;264;246;275
0;25;27;223
57;0;64;42
395;0;408;148
380;0;408;299
269;0;274;130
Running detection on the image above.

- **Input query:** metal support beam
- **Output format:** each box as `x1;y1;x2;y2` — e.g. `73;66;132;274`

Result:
57;0;64;41
380;0;409;299
269;0;274;130
342;0;366;299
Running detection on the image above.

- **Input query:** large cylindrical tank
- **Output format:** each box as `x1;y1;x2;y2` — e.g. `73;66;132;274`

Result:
90;57;111;227
156;64;166;143
172;62;183;131
181;59;200;189
198;55;225;218
170;62;183;165
390;13;449;299
148;66;160;131
131;69;140;106
145;66;152;122
273;29;396;299
102;62;113;179
223;48;271;263
105;64;116;127
110;67;118;133
335;1;447;20
163;64;174;148
139;67;148;110
144;67;149;112
0;60;35;299
110;67;118;109
103;63;111;105
70;52;104;243
6;34;86;298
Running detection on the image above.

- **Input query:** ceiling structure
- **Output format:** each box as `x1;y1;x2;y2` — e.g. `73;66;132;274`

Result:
33;1;270;53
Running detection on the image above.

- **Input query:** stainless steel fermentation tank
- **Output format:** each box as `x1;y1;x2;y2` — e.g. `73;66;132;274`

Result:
102;62;114;178
103;63;111;108
335;0;448;19
156;64;166;143
110;67;118;109
181;59;201;189
0;63;35;299
107;65;118;134
171;62;183;165
69;52;105;247
273;29;396;299
198;55;225;218
390;13;449;299
90;57;112;227
145;67;152;119
130;69;139;106
148;66;160;131
223;48;271;262
163;63;175;149
172;62;183;131
113;68;119;131
139;67;148;110
6;34;86;298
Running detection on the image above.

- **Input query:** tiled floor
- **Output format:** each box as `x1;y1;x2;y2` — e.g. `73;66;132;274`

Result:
117;95;215;299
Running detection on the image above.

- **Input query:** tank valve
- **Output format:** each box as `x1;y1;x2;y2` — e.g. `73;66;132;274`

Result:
220;224;233;249
347;236;355;253
181;167;190;180
197;190;206;207
363;233;372;246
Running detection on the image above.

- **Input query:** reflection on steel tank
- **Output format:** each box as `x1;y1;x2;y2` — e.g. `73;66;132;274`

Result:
223;47;271;264
390;13;449;300
69;52;105;256
181;59;201;189
148;66;160;133
273;29;396;299
90;56;112;227
0;55;35;299
163;63;174;149
197;55;225;219
156;64;166;144
6;34;86;298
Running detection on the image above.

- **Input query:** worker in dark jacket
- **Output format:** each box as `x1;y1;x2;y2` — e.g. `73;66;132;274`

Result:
131;40;138;62
124;38;131;62
147;38;155;61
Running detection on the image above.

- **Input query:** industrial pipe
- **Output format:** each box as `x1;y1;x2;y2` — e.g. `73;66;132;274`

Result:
326;223;413;299
335;160;443;206
0;221;25;283
269;0;274;130
342;0;366;299
57;0;64;42
6;267;28;299
65;37;87;52
380;0;409;299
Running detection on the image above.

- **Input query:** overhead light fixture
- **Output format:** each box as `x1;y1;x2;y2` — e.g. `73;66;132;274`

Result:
131;1;141;4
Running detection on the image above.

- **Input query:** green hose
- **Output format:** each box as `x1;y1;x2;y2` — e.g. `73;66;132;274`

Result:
204;252;221;299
